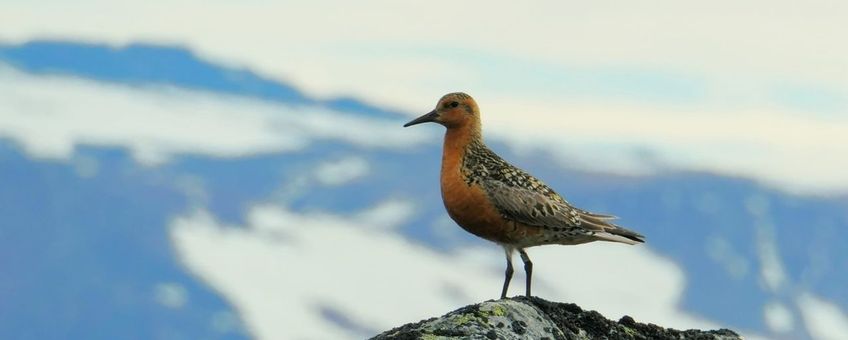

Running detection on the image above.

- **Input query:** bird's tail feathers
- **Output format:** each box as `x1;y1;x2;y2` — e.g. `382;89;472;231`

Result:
579;212;646;245
593;232;642;245
603;225;645;244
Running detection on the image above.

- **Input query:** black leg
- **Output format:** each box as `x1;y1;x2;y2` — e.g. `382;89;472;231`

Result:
501;248;514;299
518;249;532;297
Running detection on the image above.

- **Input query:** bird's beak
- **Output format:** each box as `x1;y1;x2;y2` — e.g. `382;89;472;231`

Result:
403;110;439;127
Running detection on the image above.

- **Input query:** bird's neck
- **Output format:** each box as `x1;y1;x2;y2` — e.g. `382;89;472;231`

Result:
441;122;482;176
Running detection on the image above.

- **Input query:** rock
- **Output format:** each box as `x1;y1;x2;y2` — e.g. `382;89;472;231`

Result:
370;296;741;340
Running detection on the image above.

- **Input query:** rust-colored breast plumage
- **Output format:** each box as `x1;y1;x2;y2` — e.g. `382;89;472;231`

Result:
441;166;519;244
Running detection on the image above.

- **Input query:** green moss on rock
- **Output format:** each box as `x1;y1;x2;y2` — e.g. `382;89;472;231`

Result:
371;297;741;340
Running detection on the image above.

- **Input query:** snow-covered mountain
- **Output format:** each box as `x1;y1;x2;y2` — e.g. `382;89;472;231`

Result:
1;41;846;340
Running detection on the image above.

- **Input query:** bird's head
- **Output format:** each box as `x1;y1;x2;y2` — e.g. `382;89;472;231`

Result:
404;92;480;129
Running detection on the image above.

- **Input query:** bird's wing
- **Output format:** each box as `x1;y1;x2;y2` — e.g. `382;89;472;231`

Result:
481;179;596;230
481;179;645;244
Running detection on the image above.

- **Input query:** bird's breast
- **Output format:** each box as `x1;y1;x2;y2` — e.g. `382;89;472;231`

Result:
440;148;531;244
440;165;506;242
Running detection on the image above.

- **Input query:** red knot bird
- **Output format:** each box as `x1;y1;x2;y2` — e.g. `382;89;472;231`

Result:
404;92;645;299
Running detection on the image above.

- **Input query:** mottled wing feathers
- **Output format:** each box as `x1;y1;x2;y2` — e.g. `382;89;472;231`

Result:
481;180;580;230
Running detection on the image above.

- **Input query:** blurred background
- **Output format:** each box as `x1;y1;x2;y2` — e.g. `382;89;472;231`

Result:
1;1;847;339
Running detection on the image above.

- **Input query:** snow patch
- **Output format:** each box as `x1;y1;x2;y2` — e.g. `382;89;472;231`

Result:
0;68;428;165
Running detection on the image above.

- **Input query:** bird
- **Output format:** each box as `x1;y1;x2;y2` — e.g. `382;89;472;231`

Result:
403;92;645;299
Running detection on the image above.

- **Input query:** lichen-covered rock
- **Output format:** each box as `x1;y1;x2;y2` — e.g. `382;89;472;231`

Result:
372;298;565;340
371;297;741;340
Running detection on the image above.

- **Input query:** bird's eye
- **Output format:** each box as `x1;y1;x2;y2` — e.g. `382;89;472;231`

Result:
450;101;459;108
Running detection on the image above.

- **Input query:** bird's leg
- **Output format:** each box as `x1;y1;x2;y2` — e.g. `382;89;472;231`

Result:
500;247;514;299
518;248;533;297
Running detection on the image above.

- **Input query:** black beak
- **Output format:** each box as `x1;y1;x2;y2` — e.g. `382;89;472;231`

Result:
403;110;439;127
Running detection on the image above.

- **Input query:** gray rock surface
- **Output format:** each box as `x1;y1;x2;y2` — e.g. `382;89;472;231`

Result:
371;296;741;340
